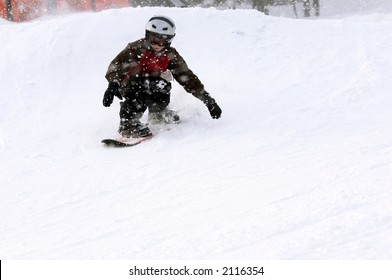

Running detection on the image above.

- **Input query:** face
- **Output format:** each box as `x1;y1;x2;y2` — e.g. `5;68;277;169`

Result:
147;33;172;52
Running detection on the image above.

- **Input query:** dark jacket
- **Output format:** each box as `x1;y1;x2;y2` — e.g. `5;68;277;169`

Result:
105;38;206;100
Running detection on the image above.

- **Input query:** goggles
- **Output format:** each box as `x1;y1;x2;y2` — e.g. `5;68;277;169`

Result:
150;37;167;46
146;32;174;47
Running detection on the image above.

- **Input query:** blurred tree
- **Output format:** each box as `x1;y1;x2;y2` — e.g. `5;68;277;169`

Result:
303;0;319;17
253;0;269;14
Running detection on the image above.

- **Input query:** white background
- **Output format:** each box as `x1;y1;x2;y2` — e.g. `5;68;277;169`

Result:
1;1;392;259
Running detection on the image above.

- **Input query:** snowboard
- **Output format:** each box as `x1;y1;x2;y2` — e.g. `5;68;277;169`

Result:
101;135;154;147
102;113;180;148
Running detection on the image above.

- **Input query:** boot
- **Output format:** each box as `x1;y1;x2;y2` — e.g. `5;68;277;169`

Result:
118;118;152;138
148;109;180;125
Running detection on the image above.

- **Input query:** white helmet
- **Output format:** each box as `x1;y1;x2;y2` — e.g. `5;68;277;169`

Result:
145;16;176;44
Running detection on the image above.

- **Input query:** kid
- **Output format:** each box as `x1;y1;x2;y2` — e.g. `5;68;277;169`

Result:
103;15;222;137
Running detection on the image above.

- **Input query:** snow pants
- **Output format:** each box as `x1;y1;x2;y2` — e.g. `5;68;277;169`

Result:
119;77;172;121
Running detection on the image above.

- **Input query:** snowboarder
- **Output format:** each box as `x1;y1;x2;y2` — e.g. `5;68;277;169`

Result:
102;15;222;138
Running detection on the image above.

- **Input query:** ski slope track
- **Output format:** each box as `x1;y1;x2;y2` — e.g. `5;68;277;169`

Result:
1;4;392;259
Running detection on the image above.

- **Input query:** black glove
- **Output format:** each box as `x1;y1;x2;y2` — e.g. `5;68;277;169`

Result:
202;92;222;119
103;82;122;107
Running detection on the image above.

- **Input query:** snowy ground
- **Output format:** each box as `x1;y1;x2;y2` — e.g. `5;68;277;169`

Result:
1;2;392;259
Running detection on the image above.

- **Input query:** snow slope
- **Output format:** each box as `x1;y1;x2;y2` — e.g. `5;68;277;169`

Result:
1;5;392;259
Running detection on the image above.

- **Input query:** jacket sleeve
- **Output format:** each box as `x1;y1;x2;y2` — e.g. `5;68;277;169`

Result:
105;42;140;85
169;48;206;100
